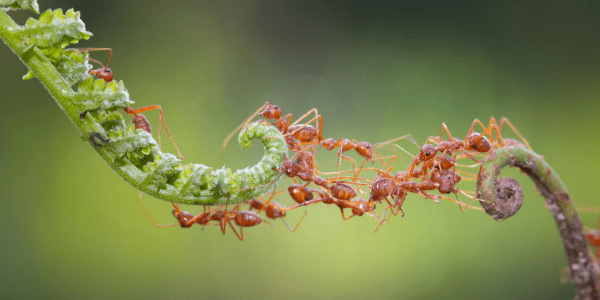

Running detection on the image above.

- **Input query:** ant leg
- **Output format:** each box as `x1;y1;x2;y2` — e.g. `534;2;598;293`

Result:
338;207;356;221
351;167;400;183
425;136;440;145
466;119;488;137
134;193;179;228
449;153;465;213
498;117;533;151
480;123;504;145
382;197;401;216
279;113;293;133
317;114;324;140
281;211;308;232
435;191;484;211
374;134;420;151
366;155;397;176
420;191;440;203
227;219;244;241
439;123;456;142
77;48;113;66
284;114;321;139
86;57;105;68
374;208;391;233
222;102;270;149
289;108;320;128
336;151;357;179
460;149;486;178
124;105;184;160
256;186;279;214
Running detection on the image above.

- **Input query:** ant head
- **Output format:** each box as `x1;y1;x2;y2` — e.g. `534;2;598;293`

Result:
89;67;114;82
260;103;282;119
437;175;458;194
282;160;298;177
468;133;492;153
419;144;437;161
356;141;373;159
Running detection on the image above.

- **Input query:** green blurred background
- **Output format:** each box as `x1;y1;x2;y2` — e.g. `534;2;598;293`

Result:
1;1;599;299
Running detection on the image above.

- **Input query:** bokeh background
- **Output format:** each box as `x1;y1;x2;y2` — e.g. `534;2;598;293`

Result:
1;1;599;299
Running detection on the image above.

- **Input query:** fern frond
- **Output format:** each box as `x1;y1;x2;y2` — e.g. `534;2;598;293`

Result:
56;49;92;86
21;9;92;49
0;0;39;14
73;77;133;113
1;9;288;206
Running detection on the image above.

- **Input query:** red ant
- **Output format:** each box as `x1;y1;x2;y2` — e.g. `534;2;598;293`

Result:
77;48;114;82
488;117;533;151
76;49;184;160
164;198;273;241
169;203;213;228
222;102;321;153
288;183;325;205
248;197;307;232
325;181;379;221
123;105;184;160
586;227;600;260
277;153;329;188
421;119;506;174
288;113;399;176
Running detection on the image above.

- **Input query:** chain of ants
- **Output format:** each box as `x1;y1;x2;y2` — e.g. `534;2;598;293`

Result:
82;48;540;241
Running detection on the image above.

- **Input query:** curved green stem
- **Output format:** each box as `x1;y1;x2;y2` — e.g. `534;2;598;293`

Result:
476;143;599;300
0;10;287;205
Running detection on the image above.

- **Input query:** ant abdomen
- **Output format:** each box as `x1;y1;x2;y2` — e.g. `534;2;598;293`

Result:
329;182;357;200
288;184;314;204
131;114;151;134
234;211;264;227
355;142;373;159
288;124;318;143
265;201;286;219
467;132;492;153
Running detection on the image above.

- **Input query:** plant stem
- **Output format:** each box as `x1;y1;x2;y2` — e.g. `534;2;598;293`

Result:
0;10;287;205
476;143;599;300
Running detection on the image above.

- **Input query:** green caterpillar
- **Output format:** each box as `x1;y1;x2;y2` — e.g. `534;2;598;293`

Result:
0;1;288;205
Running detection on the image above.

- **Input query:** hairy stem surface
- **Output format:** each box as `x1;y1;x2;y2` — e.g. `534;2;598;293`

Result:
476;143;599;300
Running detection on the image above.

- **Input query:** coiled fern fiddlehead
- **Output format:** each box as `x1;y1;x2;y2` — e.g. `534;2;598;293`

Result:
0;1;288;206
